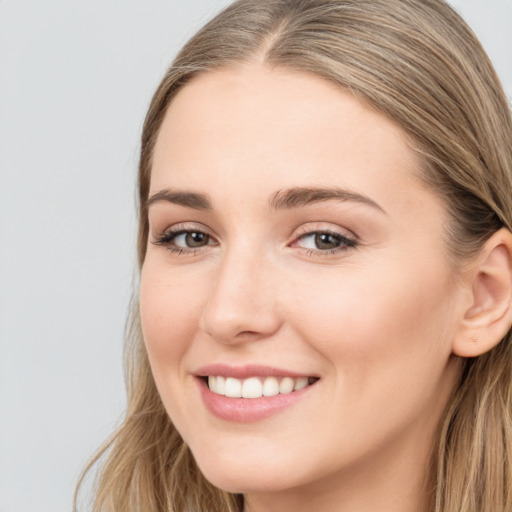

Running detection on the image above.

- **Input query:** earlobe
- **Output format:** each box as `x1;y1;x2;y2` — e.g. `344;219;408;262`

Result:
453;228;512;358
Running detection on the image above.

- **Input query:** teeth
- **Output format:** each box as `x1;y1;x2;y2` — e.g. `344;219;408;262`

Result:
224;377;242;398
294;376;309;390
279;377;294;394
263;376;279;397
216;376;225;395
242;377;262;398
208;375;315;398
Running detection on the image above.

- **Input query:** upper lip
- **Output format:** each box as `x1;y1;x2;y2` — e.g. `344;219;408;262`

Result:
194;363;315;379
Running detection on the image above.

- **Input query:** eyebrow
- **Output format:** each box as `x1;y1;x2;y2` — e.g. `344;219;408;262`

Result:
269;187;386;213
145;186;385;214
145;189;212;211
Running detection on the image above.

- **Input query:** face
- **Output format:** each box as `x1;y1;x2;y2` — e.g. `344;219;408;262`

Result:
140;65;464;499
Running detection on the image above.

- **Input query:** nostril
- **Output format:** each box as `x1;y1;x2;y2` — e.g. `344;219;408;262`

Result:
198;272;283;345
235;330;260;338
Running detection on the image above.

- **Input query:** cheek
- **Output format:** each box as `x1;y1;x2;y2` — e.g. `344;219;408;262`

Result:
280;259;459;458
139;262;205;366
287;256;457;394
139;262;212;434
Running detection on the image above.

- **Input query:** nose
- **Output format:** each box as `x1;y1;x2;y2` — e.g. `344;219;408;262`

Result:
199;248;283;345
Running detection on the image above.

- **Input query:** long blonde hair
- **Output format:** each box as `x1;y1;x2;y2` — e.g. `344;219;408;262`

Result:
75;1;512;510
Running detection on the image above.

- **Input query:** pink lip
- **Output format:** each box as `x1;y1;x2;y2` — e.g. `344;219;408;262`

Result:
195;363;312;379
195;365;317;423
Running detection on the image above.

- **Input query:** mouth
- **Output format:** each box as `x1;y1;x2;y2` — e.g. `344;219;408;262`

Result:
195;364;319;422
205;375;319;399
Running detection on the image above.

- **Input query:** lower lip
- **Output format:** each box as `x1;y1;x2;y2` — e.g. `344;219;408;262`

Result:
197;378;314;423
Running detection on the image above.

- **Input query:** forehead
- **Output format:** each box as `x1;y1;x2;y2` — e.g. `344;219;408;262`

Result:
150;64;437;221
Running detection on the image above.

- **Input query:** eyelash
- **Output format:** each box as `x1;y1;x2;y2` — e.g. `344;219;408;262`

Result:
152;224;216;255
152;224;358;257
293;228;357;256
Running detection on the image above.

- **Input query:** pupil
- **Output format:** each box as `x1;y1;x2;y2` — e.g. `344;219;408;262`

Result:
186;232;208;247
315;233;340;250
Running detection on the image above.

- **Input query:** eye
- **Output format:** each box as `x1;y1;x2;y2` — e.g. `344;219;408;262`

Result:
293;229;357;254
173;231;211;248
152;225;218;254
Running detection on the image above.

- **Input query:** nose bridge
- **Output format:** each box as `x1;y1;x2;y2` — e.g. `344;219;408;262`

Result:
199;240;281;343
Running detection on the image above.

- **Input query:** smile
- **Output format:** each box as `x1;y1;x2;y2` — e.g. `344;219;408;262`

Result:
196;365;319;422
207;375;317;398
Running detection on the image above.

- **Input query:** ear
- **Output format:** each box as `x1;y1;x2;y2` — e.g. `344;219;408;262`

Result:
453;228;512;357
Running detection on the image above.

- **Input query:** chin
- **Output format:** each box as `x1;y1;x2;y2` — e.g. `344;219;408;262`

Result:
191;445;307;494
200;467;296;495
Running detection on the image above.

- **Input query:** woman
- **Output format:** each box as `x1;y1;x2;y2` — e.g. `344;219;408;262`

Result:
76;1;512;511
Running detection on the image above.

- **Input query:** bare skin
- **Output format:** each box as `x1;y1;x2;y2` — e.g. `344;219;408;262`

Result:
140;64;511;512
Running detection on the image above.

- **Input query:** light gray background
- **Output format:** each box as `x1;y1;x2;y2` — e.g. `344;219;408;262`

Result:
0;1;511;511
